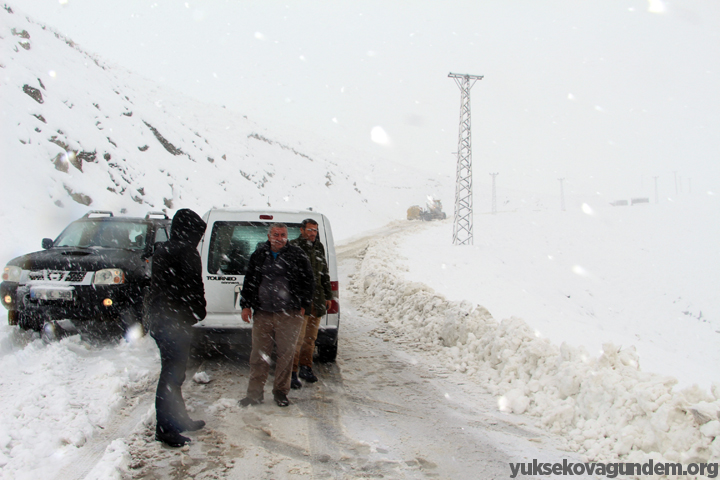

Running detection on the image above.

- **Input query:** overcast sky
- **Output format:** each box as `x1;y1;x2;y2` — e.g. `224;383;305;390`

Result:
10;0;720;197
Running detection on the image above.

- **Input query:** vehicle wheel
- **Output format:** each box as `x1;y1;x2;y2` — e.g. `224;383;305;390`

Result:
17;313;42;332
316;345;337;363
120;309;145;338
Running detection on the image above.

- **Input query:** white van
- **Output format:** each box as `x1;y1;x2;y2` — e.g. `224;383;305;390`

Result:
195;209;340;362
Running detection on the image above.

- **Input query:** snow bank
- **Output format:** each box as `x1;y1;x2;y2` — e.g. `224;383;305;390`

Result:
83;439;131;480
0;326;158;479
349;230;720;469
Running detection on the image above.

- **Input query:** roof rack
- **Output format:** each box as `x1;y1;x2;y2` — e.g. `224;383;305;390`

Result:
145;211;169;220
83;210;114;218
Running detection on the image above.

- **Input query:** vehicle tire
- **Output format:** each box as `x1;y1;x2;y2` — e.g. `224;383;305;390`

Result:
316;345;337;363
17;313;43;332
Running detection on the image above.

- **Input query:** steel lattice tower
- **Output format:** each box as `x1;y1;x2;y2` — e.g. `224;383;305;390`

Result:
449;72;483;245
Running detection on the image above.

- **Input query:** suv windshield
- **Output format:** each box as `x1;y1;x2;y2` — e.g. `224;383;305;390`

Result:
54;221;149;250
208;221;302;275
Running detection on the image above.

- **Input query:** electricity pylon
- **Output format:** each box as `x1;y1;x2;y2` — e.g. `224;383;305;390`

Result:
449;72;483;245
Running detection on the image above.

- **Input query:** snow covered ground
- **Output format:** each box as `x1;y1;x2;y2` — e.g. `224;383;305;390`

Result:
0;327;159;478
2;2;720;478
0;227;599;480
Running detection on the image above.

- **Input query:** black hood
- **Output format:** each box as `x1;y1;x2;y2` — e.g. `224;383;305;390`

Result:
170;208;206;246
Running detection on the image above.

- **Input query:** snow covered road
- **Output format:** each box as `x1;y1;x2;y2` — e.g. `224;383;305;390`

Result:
0;223;593;479
114;225;590;479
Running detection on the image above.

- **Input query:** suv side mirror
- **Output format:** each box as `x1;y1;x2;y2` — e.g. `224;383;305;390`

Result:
42;238;54;249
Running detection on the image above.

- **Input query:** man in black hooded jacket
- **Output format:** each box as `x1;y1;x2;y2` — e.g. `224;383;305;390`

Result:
145;208;207;448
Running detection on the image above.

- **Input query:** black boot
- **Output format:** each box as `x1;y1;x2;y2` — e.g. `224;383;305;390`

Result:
299;365;318;383
156;428;191;448
274;392;290;407
291;372;302;389
181;419;206;432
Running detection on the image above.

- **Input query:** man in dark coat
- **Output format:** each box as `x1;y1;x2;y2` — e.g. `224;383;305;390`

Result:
238;223;314;407
145;208;207;447
289;218;333;388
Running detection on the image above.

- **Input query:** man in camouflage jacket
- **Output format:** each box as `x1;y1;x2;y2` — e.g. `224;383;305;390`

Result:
289;218;333;387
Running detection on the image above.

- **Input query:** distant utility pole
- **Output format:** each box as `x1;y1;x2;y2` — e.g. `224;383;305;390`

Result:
490;172;499;214
449;72;483;246
653;176;659;204
558;178;566;211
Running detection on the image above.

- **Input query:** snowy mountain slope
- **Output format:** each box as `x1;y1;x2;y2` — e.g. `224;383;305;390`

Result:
0;4;447;264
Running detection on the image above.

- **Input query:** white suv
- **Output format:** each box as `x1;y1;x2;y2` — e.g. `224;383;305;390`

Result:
195;209;340;362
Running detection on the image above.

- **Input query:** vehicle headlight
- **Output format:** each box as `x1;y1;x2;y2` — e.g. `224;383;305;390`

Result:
93;268;125;285
2;266;21;282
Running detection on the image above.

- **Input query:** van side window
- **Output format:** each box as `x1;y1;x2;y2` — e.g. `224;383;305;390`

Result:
207;221;302;275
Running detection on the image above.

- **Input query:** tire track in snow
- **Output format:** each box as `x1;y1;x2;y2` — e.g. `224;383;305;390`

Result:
52;389;155;480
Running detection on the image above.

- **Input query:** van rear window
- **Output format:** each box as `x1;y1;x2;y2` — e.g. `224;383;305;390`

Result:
207;221;301;275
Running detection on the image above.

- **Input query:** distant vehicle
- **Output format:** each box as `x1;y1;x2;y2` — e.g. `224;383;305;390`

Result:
407;197;447;221
195;208;340;362
0;211;171;335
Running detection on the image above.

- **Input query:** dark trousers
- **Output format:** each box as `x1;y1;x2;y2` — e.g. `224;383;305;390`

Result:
151;321;194;434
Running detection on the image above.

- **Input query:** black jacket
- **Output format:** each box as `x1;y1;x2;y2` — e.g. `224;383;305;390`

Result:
145;209;207;331
240;241;314;312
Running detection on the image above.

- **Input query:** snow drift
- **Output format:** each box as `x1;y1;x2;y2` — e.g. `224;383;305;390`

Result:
349;221;720;468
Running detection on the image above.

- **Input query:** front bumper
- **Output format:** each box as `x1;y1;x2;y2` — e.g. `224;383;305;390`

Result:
10;281;142;324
